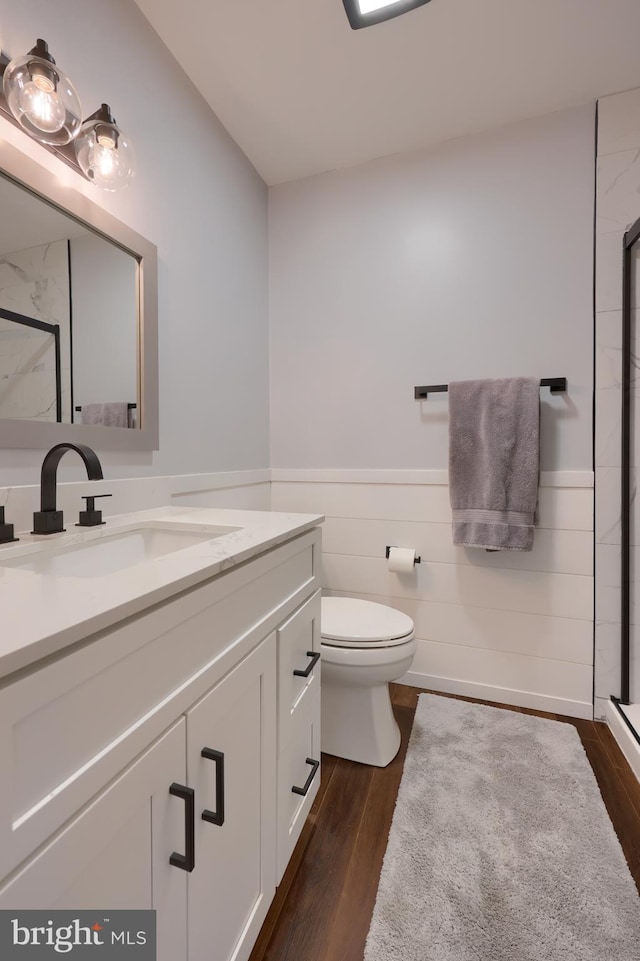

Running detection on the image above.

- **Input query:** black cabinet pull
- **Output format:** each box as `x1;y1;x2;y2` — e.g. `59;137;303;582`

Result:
292;757;320;796
201;748;225;826
293;650;321;678
169;782;195;872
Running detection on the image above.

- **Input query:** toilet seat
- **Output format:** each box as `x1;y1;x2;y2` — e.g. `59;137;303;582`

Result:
321;597;414;649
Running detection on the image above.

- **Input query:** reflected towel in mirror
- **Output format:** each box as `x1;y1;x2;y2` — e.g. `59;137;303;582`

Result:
81;402;130;428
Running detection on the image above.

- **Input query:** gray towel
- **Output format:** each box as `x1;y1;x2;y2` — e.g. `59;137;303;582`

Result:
81;402;130;428
448;378;540;551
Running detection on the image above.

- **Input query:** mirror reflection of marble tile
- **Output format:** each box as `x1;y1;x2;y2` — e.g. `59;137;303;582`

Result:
0;318;58;421
0;239;71;423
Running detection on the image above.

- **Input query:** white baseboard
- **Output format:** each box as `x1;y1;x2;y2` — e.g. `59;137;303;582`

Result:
607;700;640;785
399;669;594;720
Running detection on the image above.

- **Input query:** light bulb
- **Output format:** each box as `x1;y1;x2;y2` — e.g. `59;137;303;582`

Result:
95;142;116;178
17;79;66;134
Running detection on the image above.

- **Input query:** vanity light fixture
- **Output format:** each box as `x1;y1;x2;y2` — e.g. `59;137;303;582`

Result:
0;40;135;190
342;0;432;29
2;39;82;145
74;104;135;191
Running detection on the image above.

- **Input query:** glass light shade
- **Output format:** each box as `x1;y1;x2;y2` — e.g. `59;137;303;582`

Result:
74;113;135;191
2;43;82;145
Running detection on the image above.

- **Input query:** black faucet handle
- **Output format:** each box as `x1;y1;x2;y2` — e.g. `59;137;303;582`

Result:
0;506;19;544
77;494;112;528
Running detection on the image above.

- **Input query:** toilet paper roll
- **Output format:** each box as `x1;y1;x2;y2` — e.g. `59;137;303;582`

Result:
387;547;416;573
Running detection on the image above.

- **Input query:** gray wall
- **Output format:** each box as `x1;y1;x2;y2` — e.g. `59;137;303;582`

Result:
0;0;269;485
269;105;595;470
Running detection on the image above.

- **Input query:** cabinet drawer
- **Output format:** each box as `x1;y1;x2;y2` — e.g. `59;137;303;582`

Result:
276;691;321;883
277;590;321;751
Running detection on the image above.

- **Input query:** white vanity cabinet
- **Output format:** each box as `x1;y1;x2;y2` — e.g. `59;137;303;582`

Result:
0;719;189;960
0;525;322;961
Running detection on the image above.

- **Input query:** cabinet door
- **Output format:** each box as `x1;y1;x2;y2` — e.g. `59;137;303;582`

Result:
186;634;276;961
0;720;188;961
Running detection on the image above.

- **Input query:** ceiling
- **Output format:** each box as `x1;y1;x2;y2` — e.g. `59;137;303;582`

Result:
133;0;640;186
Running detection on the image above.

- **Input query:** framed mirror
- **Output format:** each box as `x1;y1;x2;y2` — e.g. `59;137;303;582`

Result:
0;136;158;451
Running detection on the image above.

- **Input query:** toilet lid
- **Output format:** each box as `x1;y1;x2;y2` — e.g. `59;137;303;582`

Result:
321;597;414;648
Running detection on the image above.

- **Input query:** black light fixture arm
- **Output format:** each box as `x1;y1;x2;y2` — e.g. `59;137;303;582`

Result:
29;39;55;64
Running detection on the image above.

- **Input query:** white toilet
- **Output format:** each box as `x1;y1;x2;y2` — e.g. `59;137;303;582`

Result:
320;596;416;767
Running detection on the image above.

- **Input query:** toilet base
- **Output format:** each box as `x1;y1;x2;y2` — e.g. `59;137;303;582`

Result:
321;679;401;767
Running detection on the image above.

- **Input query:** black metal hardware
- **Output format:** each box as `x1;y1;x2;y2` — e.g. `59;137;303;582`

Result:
169;782;195;872
385;545;421;564
201;748;225;826
620;217;640;706
413;377;567;400
293;651;321;678
76;493;112;527
291;758;320;796
0;506;18;544
75;403;137;411
32;443;104;535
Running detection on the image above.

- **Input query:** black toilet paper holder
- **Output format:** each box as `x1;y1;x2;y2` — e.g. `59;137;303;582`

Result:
385;546;421;564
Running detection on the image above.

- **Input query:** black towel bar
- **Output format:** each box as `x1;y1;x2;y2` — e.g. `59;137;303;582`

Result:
413;377;567;400
75;403;137;411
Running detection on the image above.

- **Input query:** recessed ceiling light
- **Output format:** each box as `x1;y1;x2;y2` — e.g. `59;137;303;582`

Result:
358;0;404;12
342;0;432;30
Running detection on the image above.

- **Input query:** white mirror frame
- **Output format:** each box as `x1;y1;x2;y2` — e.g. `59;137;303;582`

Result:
0;137;158;451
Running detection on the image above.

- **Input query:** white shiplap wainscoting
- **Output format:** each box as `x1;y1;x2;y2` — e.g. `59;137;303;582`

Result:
271;470;594;719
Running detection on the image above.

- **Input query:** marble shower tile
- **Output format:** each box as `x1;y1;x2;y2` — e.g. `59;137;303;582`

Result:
593;696;609;721
596;466;622;544
595;620;622;700
632;469;640;546
597;148;640;235
632;642;640;704
598;88;640;157
596;232;624;312
595;543;621;632
595;387;622;467
595;310;622;390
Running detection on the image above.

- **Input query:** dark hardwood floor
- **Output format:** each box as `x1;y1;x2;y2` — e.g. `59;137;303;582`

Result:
249;684;640;961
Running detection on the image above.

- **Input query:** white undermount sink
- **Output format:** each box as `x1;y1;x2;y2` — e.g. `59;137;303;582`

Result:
0;524;240;578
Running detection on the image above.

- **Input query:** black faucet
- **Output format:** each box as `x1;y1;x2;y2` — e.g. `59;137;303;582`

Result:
33;443;104;535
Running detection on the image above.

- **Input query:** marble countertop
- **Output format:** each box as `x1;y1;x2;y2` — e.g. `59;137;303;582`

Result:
0;505;323;682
